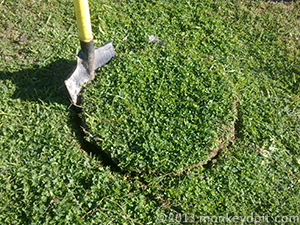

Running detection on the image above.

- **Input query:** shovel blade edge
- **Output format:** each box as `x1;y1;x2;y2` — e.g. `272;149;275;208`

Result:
65;41;115;105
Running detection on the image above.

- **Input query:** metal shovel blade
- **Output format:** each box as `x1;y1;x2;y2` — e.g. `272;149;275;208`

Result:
65;41;115;105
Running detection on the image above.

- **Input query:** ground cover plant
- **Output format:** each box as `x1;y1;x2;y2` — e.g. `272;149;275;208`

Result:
0;0;299;224
82;31;237;174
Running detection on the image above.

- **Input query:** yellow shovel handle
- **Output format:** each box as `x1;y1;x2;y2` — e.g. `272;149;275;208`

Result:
73;0;93;42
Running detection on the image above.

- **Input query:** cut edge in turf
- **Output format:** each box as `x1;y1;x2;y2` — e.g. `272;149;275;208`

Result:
69;105;123;173
168;97;238;177
73;94;239;177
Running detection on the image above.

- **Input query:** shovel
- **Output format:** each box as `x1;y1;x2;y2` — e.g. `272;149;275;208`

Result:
65;0;115;105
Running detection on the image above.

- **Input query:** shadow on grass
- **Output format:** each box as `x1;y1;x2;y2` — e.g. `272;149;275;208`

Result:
0;59;75;105
0;59;120;171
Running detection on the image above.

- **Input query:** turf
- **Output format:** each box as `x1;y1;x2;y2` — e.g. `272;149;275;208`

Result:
0;0;299;224
82;35;237;174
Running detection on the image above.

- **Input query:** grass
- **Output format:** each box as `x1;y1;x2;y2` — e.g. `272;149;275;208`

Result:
0;0;299;224
82;34;237;174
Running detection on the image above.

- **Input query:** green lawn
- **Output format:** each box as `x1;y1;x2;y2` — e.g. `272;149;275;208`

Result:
0;0;299;224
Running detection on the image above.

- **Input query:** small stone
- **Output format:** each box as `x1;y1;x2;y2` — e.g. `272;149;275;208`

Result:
19;33;26;42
